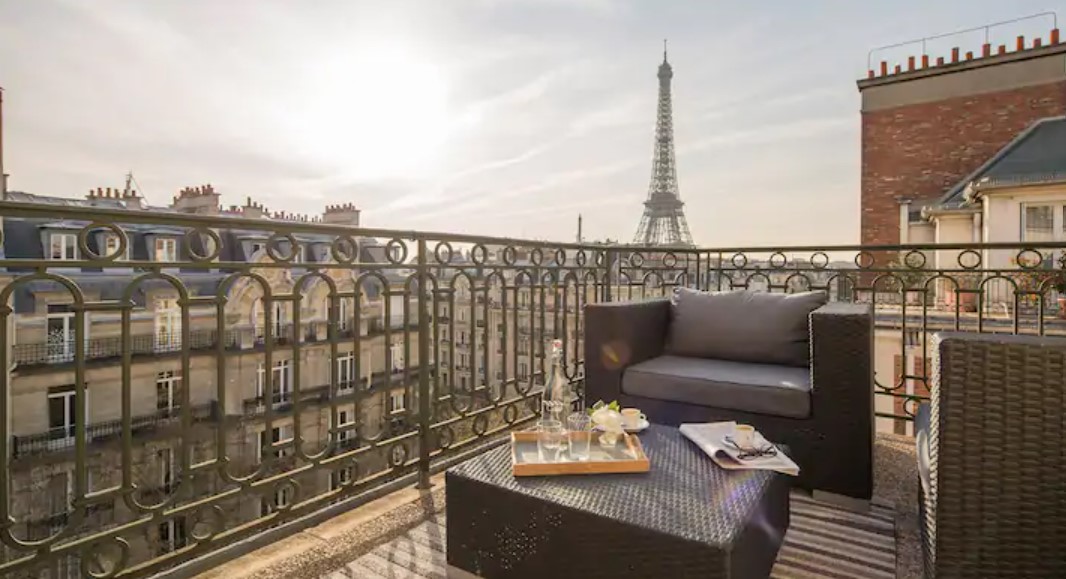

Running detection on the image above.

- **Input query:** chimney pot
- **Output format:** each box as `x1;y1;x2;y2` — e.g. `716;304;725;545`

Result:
921;54;929;68
879;61;887;76
998;44;1007;55
867;69;874;79
907;56;915;71
1017;35;1025;51
1034;38;1043;49
965;51;974;60
893;64;901;74
951;47;959;63
936;56;945;66
982;43;991;57
1052;29;1061;45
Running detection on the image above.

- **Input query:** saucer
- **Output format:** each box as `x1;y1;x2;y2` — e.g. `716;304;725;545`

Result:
623;419;650;433
593;419;650;434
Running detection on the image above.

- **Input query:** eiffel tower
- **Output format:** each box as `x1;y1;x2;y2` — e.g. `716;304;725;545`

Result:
632;41;694;247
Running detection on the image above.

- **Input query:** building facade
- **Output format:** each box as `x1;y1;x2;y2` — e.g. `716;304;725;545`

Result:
0;186;425;577
858;27;1066;248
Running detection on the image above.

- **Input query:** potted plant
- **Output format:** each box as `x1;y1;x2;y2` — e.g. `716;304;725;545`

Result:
1012;253;1066;318
1051;254;1066;319
944;272;982;312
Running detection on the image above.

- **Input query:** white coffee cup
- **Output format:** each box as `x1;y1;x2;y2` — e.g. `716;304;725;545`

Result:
733;424;756;450
621;408;646;429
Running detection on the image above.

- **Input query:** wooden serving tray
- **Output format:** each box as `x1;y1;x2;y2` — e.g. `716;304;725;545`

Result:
511;431;650;477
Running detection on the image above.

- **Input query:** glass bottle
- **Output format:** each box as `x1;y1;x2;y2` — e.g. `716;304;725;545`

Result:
541;339;569;423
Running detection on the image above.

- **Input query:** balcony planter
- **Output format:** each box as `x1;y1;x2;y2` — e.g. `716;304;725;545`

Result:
1058;297;1066;320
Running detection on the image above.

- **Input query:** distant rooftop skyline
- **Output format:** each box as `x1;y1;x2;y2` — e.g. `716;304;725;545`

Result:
1;0;1062;247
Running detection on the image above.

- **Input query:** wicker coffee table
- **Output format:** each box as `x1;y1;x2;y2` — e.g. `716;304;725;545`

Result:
446;424;790;578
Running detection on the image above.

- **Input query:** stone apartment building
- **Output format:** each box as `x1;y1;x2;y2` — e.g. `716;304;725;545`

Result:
0;184;586;576
0;186;426;577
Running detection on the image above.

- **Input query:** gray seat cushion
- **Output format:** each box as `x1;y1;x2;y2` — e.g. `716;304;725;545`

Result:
622;355;812;419
666;288;827;368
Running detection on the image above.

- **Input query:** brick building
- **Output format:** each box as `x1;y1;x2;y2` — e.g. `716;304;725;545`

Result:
857;27;1066;246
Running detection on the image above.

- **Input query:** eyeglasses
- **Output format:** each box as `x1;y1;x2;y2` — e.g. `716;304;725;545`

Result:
724;436;779;461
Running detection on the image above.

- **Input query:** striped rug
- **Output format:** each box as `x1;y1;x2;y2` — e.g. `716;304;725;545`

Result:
771;493;896;579
326;491;896;578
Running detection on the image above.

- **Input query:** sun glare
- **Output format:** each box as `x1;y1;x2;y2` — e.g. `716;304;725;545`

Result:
300;46;451;179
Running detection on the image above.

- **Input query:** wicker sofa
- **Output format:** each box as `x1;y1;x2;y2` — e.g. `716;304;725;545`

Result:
584;291;874;500
915;332;1066;577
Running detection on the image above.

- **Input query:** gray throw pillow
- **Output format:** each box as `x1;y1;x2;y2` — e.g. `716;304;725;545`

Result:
666;288;827;367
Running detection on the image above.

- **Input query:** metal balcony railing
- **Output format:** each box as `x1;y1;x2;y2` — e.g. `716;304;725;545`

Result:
1;196;1065;577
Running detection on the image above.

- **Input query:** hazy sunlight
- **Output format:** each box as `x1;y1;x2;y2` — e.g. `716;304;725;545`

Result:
299;45;451;180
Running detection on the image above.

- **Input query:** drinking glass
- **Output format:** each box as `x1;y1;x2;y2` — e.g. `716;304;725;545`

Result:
567;413;592;461
537;419;565;462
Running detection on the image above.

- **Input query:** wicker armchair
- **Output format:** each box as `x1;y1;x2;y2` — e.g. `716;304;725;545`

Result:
916;332;1066;578
584;298;874;500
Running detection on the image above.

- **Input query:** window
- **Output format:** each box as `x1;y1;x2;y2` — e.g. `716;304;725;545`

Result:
156;371;181;413
260;485;291;516
155;237;178;262
1022;205;1056;242
47;468;74;516
258;424;294;461
518;362;528;379
389;390;406;413
256;360;292;405
335;409;354;448
290;243;304;263
250;242;264;256
48;385;80;441
273;301;287;336
158;517;187;554
46;304;79;362
157;447;175;490
328;298;351;331
336;353;355;391
330;465;354;490
50;233;77;261
103;233;127;260
154;297;181;350
390;342;405;372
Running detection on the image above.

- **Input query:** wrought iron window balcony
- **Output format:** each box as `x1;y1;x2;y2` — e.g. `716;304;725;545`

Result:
11;329;229;366
10;403;216;459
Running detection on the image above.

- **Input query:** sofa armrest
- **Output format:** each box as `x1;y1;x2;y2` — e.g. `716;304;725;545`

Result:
808;302;875;496
583;299;671;407
809;302;874;408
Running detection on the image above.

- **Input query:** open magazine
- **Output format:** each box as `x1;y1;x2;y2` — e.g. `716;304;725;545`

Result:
679;421;799;476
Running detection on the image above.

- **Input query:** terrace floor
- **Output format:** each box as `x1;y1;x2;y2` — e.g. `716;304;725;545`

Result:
196;433;921;579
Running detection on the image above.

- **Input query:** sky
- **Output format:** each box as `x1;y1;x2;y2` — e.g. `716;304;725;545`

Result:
1;1;1062;247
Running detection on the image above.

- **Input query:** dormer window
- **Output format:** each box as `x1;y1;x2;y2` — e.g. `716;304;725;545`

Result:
103;233;128;260
155;238;178;262
50;233;77;261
